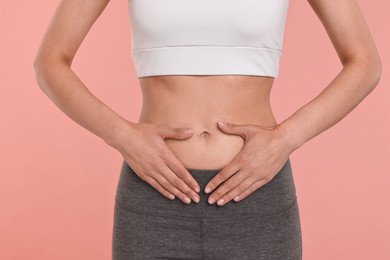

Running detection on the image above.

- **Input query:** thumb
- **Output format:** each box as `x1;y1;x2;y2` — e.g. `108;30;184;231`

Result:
217;122;250;138
159;126;194;140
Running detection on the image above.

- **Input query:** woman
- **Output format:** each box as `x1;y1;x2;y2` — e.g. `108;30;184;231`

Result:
33;0;381;259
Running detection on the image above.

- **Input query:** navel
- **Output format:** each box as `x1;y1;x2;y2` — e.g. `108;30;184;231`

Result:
201;131;210;139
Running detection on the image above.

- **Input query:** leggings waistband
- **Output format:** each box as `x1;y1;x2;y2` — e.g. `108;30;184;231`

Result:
114;158;297;220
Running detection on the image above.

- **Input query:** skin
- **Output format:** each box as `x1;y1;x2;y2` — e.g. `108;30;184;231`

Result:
33;0;381;207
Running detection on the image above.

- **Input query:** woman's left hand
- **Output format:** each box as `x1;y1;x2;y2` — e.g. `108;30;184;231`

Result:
204;121;294;206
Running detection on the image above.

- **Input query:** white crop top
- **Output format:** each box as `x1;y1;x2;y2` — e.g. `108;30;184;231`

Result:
128;0;289;79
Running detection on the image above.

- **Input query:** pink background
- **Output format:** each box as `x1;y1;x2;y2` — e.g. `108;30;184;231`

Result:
1;0;389;259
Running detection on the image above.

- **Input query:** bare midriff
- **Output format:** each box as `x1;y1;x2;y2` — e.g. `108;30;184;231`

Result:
137;75;278;170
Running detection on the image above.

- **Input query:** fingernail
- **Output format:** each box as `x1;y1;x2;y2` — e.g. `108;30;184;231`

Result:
218;122;226;126
208;197;215;204
185;197;191;204
169;194;175;200
217;199;224;206
204;186;211;194
234;196;240;202
184;129;193;134
193;196;200;203
195;186;200;193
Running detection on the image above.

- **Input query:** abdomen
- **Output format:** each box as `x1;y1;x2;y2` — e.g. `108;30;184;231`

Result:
137;75;277;170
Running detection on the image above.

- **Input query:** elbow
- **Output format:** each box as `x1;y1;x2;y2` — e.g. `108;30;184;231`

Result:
32;57;50;92
32;55;68;92
32;57;45;89
372;57;382;88
32;58;44;79
32;51;71;80
345;54;382;91
363;58;382;93
366;57;382;91
32;51;50;73
32;55;54;77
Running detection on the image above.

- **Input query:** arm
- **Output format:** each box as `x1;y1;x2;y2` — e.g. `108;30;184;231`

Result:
32;0;132;150
278;0;382;152
32;0;202;202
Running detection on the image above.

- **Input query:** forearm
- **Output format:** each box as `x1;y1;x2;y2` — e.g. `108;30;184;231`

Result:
32;60;134;150
278;58;382;152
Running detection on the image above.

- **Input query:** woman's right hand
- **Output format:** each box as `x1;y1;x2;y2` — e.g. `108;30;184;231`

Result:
113;121;201;204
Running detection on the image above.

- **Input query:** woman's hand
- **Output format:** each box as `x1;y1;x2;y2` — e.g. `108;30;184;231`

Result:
114;121;201;205
204;121;294;206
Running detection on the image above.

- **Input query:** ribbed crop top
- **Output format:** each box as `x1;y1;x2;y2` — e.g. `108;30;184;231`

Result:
128;0;289;79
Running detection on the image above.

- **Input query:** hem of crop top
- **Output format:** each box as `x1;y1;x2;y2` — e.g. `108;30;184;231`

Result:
131;45;282;79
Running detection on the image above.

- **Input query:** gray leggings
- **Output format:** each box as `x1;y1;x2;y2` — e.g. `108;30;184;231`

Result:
112;158;302;259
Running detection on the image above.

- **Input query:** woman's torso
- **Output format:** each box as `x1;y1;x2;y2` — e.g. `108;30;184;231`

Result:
137;75;277;170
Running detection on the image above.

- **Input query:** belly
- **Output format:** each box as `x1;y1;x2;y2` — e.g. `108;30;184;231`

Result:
137;75;277;170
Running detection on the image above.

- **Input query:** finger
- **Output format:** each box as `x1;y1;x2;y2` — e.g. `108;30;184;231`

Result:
233;178;268;202
158;126;194;140
164;152;201;193
142;175;176;200
204;161;240;194
217;122;252;140
153;169;193;204
207;169;250;205
213;175;256;206
161;165;200;204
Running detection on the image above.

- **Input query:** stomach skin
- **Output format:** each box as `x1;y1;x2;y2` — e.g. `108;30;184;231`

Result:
137;75;278;171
